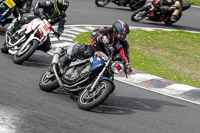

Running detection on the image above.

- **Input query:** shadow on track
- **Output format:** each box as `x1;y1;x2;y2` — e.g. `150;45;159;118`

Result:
50;88;185;115
90;93;185;114
102;6;133;11
16;53;52;68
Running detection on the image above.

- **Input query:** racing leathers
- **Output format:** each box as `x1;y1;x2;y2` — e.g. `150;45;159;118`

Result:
10;1;67;52
59;26;132;74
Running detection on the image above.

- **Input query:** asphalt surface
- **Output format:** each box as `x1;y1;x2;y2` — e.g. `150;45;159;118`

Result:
0;0;200;133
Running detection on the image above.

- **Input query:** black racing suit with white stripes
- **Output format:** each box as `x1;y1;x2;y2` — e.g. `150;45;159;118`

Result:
10;1;67;52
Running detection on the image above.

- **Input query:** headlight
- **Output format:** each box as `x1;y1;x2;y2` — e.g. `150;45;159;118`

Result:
111;61;125;74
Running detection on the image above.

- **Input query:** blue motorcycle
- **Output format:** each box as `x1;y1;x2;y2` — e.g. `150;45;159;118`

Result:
39;44;127;110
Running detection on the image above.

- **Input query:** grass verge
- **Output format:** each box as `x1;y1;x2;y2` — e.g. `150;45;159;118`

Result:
74;30;200;88
184;0;200;6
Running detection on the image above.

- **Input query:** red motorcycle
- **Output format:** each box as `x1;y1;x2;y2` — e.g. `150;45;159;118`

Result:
131;0;191;25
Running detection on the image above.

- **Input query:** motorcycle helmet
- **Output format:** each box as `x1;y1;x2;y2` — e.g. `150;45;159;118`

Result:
54;0;69;15
112;20;130;41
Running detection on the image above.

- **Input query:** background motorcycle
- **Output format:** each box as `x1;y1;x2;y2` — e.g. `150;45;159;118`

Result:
131;0;191;25
95;0;146;10
39;46;127;110
0;0;24;26
1;15;60;64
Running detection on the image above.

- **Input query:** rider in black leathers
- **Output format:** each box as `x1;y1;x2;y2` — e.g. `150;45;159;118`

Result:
59;20;133;74
8;0;69;52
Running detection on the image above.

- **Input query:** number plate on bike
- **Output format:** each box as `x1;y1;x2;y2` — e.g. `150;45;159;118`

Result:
39;19;51;36
5;0;16;8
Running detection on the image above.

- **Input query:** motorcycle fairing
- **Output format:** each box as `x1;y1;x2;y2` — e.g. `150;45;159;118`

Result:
89;54;104;72
25;18;42;34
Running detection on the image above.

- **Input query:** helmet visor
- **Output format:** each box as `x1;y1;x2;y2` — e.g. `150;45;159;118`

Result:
117;32;127;41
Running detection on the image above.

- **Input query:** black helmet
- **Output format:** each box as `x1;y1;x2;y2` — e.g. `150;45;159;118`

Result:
112;20;130;41
54;0;69;15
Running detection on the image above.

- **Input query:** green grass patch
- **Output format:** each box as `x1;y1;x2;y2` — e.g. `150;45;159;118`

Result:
184;0;200;6
74;30;200;88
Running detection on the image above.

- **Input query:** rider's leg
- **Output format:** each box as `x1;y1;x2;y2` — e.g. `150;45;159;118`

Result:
170;1;183;21
59;44;95;68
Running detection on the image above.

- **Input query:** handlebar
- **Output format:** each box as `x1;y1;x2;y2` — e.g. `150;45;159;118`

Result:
52;29;60;41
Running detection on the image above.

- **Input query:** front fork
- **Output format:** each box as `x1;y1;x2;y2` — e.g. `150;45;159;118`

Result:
90;58;112;92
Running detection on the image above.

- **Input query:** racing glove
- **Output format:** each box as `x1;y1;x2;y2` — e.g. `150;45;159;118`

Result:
32;7;41;17
97;34;109;44
53;31;61;38
125;64;132;74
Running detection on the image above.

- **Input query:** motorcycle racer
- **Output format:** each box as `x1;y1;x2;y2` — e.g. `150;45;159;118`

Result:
59;20;133;74
4;0;69;53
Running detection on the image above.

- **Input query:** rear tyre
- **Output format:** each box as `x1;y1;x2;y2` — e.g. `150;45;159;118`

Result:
95;0;111;7
13;40;39;64
39;69;59;92
131;7;148;22
164;13;182;25
1;42;9;54
77;80;113;110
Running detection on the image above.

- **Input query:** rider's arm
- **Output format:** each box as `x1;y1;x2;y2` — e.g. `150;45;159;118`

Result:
90;27;111;41
121;40;130;63
33;1;51;12
57;14;67;36
23;0;33;13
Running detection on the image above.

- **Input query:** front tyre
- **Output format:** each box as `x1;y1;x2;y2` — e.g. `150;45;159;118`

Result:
95;0;111;7
78;80;113;110
131;7;148;22
39;69;59;92
13;40;39;64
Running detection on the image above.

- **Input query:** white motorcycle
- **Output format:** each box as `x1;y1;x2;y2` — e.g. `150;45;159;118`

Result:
3;16;60;64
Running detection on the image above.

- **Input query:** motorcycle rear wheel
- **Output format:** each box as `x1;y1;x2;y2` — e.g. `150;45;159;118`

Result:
164;13;182;25
77;80;113;110
95;0;111;7
39;69;59;92
13;40;39;64
131;7;148;22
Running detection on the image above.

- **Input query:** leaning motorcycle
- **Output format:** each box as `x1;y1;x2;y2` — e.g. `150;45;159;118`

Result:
4;16;60;64
131;0;191;25
39;46;127;110
95;0;146;10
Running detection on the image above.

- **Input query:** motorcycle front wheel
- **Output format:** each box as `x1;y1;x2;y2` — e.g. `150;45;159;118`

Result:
131;7;148;22
39;69;59;92
77;80;113;110
95;0;111;7
13;40;39;64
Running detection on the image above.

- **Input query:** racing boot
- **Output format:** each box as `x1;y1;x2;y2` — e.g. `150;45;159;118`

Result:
58;54;72;69
170;15;178;22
